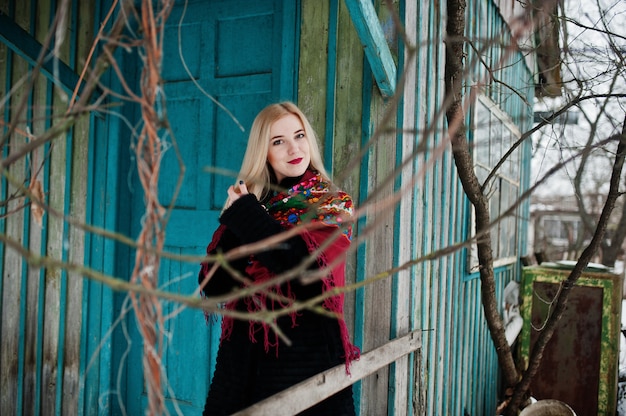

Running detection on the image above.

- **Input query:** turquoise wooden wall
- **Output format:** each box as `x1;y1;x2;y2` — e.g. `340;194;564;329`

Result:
326;0;534;414
406;1;534;414
298;0;534;414
0;0;94;415
0;0;535;415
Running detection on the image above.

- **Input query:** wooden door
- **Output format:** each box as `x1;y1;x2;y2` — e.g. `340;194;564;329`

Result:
120;1;297;414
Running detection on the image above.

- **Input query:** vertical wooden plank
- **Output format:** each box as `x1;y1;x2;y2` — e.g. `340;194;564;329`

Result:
469;278;481;415
78;3;112;413
438;160;451;415
452;183;465;414
457;281;470;413
62;95;85;415
23;71;48;416
0;182;26;411
24;144;46;415
433;1;450;413
412;0;430;413
323;0;339;172
463;4;484;410
0;2;8;345
443;161;454;414
333;0;364;368
15;7;38;416
297;0;329;142
22;2;54;415
0;160;25;415
392;0;417;414
0;7;12;412
1;4;30;414
61;0;93;413
42;68;70;416
422;1;439;413
333;0;364;195
450;173;465;414
50;1;74;412
1;0;11;397
364;99;395;416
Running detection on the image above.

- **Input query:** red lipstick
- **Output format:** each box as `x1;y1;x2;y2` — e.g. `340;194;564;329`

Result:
288;158;303;164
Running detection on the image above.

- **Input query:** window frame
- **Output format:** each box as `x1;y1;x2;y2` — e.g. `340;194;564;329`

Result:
467;94;523;273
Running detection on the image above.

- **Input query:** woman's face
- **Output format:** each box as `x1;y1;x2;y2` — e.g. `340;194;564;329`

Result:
267;114;311;183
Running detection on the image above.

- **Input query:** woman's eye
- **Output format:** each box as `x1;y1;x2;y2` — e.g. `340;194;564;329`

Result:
272;139;283;146
295;133;305;139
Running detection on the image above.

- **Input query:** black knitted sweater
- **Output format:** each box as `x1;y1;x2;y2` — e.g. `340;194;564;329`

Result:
199;180;355;416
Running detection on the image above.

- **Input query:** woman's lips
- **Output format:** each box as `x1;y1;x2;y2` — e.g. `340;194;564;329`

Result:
288;158;303;164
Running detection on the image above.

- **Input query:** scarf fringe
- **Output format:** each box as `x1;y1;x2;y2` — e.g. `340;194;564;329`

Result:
220;260;299;357
301;229;360;372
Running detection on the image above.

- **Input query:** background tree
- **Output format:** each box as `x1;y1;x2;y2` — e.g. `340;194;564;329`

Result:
444;0;626;413
532;0;626;267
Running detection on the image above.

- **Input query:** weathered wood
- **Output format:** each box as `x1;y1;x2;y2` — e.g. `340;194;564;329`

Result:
21;3;55;414
415;2;444;414
62;122;88;416
0;33;12;413
1;4;31;411
0;13;79;96
23;76;50;416
332;0;364;193
61;1;95;412
343;0;396;97
0;212;24;416
41;68;71;416
333;0;365;368
298;0;330;144
392;2;418;414
361;98;395;416
233;330;421;416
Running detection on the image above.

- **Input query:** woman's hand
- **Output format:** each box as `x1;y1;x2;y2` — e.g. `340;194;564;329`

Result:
226;180;248;208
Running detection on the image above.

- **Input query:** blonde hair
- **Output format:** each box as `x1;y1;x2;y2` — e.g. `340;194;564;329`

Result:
233;102;329;202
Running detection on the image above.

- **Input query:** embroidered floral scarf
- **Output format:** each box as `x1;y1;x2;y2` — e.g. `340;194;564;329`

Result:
213;170;360;372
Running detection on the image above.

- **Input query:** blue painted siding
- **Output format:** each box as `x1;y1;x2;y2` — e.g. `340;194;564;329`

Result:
324;0;339;172
389;0;534;414
0;1;91;415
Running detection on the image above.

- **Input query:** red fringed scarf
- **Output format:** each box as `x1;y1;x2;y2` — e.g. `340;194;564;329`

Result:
205;170;360;372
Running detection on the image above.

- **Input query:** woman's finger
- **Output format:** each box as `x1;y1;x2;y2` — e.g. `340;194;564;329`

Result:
238;180;249;195
226;185;238;201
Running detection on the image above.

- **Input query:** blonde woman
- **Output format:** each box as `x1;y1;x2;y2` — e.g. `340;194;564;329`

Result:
199;102;359;415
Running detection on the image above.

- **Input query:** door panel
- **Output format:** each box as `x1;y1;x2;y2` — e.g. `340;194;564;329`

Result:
121;1;296;414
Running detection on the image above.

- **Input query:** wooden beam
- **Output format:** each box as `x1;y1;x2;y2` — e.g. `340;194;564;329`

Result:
233;330;421;415
0;11;79;95
344;0;396;97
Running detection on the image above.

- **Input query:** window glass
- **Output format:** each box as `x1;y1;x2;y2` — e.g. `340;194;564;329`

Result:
475;100;491;167
468;95;522;271
543;216;581;241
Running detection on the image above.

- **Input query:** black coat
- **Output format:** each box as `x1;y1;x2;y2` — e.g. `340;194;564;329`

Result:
199;193;355;416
